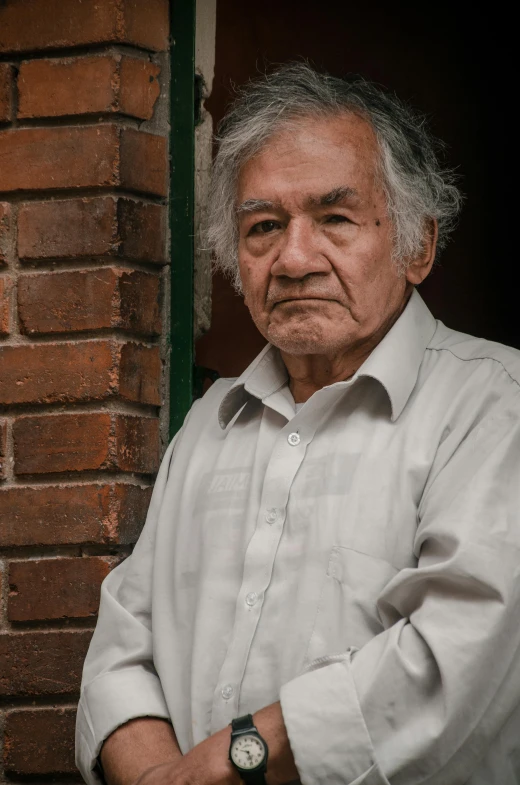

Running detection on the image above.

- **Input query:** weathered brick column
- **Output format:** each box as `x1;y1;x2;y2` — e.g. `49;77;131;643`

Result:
0;1;170;779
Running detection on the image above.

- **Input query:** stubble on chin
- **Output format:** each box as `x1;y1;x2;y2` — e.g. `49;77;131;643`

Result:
266;313;341;356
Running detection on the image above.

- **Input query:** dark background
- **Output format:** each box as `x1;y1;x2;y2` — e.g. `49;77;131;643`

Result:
197;1;513;378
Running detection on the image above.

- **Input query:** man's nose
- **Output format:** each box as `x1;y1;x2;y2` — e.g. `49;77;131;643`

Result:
270;219;331;279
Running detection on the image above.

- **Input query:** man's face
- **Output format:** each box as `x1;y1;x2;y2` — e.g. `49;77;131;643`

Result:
237;113;416;358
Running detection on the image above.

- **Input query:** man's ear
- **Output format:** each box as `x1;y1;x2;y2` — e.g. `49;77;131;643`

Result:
405;218;438;285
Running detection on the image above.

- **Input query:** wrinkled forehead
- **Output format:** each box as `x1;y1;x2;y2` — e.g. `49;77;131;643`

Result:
236;112;383;206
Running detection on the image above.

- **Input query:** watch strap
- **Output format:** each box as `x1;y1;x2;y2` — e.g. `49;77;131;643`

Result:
231;713;255;732
241;772;267;785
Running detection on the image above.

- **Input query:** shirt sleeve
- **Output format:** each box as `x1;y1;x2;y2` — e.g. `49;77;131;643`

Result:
75;431;181;785
280;403;520;785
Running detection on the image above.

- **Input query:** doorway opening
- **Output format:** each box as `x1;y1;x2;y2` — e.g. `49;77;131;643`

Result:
196;1;513;384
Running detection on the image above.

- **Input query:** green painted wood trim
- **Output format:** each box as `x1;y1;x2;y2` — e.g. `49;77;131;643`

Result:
169;0;196;440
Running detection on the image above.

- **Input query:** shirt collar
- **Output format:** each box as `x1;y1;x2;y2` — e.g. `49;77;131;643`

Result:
218;343;288;429
218;288;437;428
353;288;437;421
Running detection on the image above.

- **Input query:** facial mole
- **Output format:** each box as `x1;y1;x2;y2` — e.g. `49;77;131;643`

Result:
375;219;381;227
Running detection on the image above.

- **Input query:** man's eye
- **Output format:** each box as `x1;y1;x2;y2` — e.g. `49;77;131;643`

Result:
325;214;350;224
249;220;279;235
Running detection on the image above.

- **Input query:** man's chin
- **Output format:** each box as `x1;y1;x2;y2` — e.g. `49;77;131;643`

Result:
263;307;355;356
267;326;339;356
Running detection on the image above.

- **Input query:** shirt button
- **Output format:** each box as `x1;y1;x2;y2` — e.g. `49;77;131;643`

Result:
246;591;258;607
288;432;300;446
221;684;234;700
265;508;278;524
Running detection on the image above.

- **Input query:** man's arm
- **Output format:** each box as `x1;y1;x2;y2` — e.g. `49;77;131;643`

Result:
100;718;182;785
129;703;298;785
76;435;183;785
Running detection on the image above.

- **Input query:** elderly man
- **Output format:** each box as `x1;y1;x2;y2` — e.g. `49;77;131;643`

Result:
76;64;520;785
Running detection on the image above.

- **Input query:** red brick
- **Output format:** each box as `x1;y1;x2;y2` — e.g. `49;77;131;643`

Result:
119;269;162;334
4;707;76;775
1;125;118;192
120;343;161;405
0;629;93;696
13;412;159;475
114;415;161;473
18;54;161;121
0;126;167;195
19;55;115;118
18;267;162;335
0;340;160;405
19;196;118;260
0;341;115;405
0;419;7;480
0;483;152;547
123;0;170;51
119;56;161;120
18;196;166;262
103;482;153;543
0;202;14;266
0;63;13;123
14;412;111;474
117;198;167;262
0;0;169;54
120;128;168;197
8;556;115;621
0;277;10;335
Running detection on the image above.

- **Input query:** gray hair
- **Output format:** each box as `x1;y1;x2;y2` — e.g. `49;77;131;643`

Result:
207;62;463;290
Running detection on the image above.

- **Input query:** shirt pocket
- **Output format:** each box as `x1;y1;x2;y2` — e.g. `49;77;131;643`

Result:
304;545;399;667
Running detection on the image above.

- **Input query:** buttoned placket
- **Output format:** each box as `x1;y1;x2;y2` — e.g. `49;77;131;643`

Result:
210;383;351;731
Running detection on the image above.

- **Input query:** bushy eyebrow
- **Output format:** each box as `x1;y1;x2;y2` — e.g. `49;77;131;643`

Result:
236;198;280;215
307;186;359;207
237;186;359;217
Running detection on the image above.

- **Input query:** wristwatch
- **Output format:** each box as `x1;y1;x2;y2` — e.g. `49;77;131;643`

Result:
229;714;268;784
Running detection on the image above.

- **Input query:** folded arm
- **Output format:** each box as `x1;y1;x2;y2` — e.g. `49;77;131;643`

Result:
76;437;182;785
106;703;298;785
280;406;520;784
100;718;182;785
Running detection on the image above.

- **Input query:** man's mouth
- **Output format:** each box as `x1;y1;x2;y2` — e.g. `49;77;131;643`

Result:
271;296;336;306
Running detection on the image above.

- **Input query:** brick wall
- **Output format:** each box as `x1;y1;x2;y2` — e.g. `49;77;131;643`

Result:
0;1;170;780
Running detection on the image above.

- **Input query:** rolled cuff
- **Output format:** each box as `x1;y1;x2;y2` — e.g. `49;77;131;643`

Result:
75;667;171;785
280;654;389;785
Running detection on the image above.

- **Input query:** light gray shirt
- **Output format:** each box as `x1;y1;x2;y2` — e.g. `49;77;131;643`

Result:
76;290;520;784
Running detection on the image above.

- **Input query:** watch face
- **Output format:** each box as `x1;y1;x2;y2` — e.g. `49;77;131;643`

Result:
230;733;266;770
